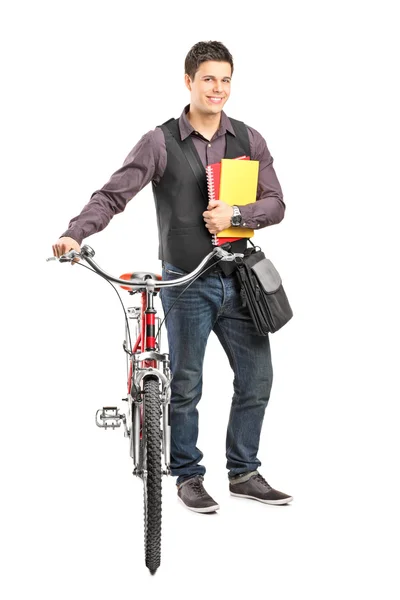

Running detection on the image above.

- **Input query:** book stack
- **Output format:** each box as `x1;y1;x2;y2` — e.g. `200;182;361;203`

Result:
205;157;259;246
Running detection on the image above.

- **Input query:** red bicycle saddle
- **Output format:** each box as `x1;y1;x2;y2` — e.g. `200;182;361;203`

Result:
119;272;162;292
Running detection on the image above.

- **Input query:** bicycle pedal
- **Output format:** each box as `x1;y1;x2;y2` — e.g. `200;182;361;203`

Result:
95;407;124;429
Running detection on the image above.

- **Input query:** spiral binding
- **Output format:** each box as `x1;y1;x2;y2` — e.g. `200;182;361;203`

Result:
206;165;216;201
206;165;218;245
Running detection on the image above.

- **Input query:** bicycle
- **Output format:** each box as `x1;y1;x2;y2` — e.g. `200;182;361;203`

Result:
48;243;242;574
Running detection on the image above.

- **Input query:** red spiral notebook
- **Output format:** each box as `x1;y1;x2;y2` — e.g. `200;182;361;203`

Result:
206;155;251;246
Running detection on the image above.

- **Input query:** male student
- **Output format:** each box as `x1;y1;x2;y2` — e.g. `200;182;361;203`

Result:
53;40;293;512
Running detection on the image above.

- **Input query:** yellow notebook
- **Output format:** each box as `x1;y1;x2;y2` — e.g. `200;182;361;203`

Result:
217;158;259;238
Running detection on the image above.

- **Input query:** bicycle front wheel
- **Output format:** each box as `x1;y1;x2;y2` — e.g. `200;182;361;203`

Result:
143;377;162;575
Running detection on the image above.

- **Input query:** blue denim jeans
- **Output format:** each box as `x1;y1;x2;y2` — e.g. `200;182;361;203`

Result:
160;262;273;485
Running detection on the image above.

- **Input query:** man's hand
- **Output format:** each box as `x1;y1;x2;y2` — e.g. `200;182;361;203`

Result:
203;200;234;234
52;237;81;263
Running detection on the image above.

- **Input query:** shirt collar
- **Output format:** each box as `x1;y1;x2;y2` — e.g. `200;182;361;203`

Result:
178;104;236;140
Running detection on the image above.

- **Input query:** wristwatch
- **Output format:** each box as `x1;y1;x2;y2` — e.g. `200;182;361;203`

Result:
231;205;242;226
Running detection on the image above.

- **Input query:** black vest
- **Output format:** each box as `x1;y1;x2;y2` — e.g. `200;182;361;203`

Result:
152;117;251;274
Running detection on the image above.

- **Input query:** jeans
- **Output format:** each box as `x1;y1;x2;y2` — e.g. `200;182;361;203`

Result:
160;262;273;485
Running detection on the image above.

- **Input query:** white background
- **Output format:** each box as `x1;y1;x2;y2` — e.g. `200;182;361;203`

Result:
1;0;399;598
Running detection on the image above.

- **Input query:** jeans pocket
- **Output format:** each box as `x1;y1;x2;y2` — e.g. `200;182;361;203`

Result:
165;268;184;275
163;262;187;279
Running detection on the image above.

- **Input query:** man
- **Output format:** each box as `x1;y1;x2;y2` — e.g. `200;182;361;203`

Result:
53;40;293;512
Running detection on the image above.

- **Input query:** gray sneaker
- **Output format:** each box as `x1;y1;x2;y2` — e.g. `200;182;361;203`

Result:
229;471;293;505
177;476;220;513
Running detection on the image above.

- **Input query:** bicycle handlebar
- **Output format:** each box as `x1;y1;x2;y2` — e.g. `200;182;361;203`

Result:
48;245;244;290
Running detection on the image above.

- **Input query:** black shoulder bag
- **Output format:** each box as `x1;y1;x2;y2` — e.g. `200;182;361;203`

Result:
235;243;293;335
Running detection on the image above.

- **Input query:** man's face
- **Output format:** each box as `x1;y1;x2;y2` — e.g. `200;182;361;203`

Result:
185;61;232;116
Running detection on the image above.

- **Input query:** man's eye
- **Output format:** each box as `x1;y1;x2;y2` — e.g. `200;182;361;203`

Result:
203;78;230;83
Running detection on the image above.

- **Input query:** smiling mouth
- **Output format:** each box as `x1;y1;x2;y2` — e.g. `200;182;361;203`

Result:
207;97;224;103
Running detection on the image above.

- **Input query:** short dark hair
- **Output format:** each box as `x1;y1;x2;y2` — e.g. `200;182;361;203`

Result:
184;41;234;80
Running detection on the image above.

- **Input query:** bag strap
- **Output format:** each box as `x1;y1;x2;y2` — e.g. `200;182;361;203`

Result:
248;239;262;252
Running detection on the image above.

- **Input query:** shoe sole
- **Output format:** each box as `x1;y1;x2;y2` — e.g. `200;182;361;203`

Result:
178;496;220;513
230;492;293;505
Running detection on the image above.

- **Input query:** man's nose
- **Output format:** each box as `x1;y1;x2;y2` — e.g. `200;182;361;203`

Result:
213;81;223;93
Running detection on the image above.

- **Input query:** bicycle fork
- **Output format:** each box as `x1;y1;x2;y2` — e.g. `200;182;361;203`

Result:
130;351;172;477
95;351;172;477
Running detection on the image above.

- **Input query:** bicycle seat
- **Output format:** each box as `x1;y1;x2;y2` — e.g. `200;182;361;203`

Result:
119;272;162;292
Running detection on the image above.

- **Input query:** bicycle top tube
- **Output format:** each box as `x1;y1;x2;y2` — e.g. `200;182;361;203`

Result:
50;245;244;290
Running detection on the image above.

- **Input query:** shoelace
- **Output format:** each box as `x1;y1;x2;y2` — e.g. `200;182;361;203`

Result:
188;477;207;497
254;474;272;491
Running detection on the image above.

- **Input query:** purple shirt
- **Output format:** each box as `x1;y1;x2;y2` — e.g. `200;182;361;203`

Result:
61;105;285;244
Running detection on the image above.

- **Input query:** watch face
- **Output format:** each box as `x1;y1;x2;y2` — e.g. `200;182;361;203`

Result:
231;214;242;226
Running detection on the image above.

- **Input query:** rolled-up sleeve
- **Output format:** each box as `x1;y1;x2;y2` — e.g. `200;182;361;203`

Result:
239;126;285;230
60;128;166;244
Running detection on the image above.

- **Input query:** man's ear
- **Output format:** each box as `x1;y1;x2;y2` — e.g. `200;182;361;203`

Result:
184;73;192;91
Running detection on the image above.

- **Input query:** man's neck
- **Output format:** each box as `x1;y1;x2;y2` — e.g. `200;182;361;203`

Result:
187;106;221;140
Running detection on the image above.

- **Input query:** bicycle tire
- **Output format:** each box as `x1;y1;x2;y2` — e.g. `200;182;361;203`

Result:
143;377;162;575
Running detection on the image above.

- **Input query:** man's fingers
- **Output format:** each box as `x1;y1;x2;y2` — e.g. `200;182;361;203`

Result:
204;222;218;233
52;237;81;261
52;242;72;258
207;200;219;210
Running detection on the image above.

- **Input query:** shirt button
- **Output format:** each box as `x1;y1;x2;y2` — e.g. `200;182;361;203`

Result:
208;143;211;147
243;222;246;226
257;223;260;227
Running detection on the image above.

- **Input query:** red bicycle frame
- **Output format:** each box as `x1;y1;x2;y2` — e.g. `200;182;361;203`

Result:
127;289;158;395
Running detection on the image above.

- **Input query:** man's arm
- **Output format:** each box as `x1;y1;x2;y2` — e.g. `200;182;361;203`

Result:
238;126;285;230
54;128;166;251
202;126;285;234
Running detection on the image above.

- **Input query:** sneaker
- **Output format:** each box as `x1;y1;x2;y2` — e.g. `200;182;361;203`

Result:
177;476;220;513
229;471;293;505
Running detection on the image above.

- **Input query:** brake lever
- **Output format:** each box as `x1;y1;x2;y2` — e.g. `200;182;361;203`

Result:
59;250;81;262
46;250;81;263
214;247;244;262
47;244;94;263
